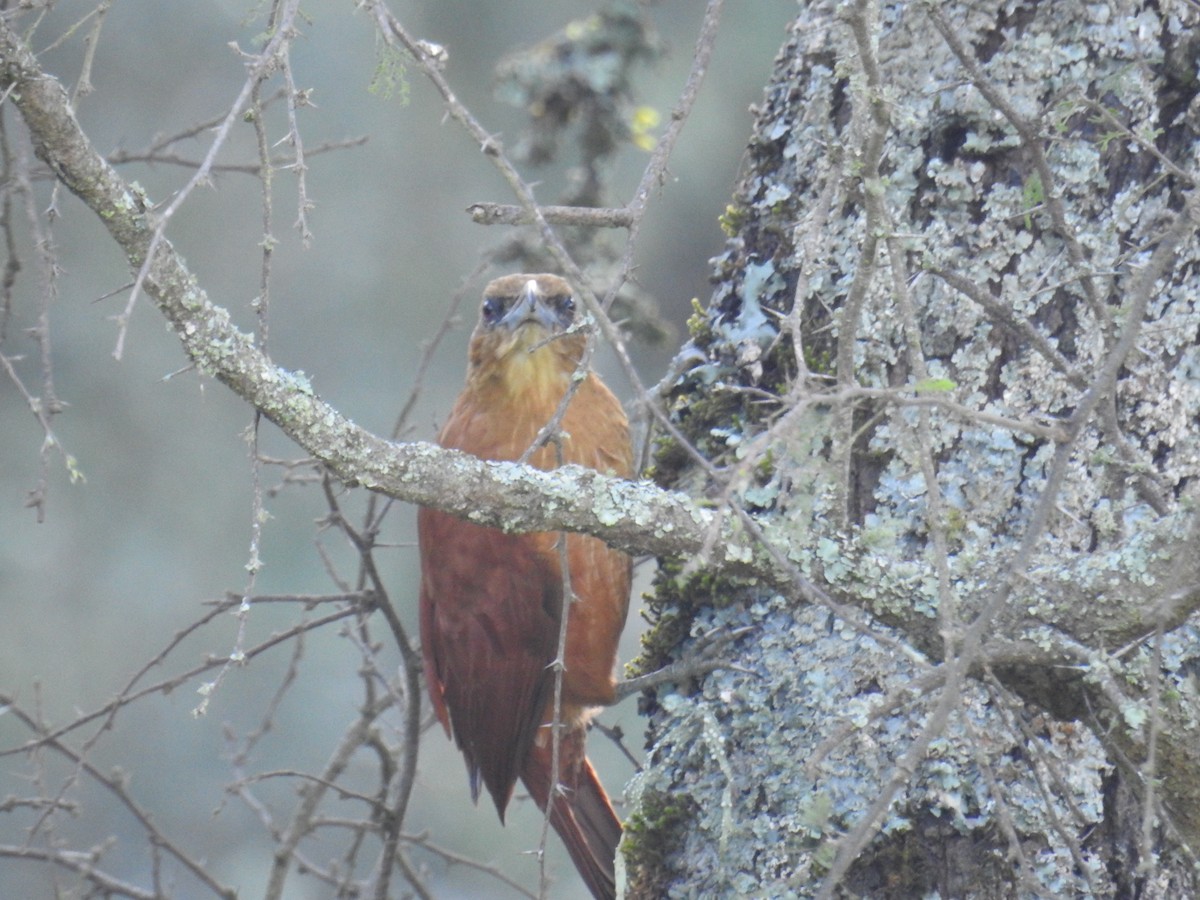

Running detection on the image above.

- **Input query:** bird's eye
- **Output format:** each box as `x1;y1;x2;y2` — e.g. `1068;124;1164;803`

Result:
557;295;576;317
481;296;505;324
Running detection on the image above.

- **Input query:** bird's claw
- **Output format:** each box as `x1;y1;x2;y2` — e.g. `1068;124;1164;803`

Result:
614;625;755;701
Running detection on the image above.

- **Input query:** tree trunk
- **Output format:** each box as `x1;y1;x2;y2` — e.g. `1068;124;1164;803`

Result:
625;2;1200;896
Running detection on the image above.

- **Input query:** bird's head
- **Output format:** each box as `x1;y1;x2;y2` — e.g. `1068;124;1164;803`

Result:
467;273;586;395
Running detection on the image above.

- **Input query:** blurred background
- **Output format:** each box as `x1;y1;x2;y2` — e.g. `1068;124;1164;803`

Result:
0;1;794;896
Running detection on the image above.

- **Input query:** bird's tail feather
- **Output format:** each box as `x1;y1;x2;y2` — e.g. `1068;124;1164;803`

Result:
521;731;620;900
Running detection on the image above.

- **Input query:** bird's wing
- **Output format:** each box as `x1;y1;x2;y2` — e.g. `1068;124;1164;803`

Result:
418;507;562;818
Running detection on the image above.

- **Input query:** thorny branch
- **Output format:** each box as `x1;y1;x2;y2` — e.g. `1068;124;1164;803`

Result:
3;1;1200;896
819;5;965;888
110;0;307;360
0;0;1195;713
367;0;737;505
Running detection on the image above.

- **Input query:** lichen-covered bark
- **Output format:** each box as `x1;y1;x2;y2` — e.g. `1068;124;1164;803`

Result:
629;2;1200;896
4;3;1200;895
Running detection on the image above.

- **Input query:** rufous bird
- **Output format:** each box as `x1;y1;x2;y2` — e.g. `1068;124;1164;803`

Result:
418;273;632;900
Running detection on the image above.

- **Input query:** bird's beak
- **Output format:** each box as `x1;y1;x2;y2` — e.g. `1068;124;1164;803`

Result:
500;279;559;333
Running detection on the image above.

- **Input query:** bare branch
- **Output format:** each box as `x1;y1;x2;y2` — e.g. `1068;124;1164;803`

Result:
467;202;633;228
0;844;157;900
1;12;1195;664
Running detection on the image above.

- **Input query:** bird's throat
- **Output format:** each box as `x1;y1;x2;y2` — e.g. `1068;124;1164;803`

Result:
494;344;568;401
471;327;577;407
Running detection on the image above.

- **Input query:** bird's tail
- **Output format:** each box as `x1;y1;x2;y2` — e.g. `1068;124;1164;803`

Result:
521;727;621;900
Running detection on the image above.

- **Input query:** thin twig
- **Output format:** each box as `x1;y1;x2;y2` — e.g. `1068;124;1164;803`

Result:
0;844;156;900
368;0;730;510
0;602;360;760
539;436;575;899
318;475;427;899
112;0;305;360
106;135;368;173
924;2;1108;333
2;701;239;899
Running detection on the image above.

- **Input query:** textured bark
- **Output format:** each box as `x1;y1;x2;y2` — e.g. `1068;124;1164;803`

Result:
3;4;1200;896
629;2;1200;897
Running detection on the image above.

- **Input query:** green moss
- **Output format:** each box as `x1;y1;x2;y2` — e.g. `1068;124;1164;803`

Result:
368;41;410;103
626;0;1200;892
803;345;834;376
648;388;744;489
621;788;697;899
761;330;801;395
718;202;747;237
628;555;750;685
685;297;714;344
